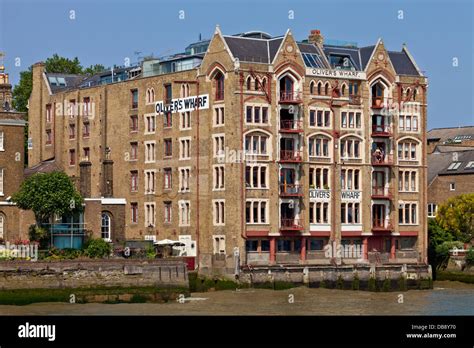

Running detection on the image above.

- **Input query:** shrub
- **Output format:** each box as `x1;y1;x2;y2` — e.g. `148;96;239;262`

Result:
336;275;344;290
368;276;377;291
398;275;407;291
466;247;474;266
435;241;464;270
382;277;391;292
84;238;111;258
352;274;360;290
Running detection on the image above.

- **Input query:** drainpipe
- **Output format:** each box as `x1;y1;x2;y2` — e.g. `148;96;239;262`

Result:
240;72;245;240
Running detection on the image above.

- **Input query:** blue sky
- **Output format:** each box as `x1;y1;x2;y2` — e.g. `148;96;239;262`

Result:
0;0;472;129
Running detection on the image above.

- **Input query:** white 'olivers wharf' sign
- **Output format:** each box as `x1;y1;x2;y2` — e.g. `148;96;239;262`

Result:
309;189;362;201
306;68;366;80
155;94;209;115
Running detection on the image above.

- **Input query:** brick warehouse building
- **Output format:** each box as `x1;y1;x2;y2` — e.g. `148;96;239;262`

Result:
26;27;428;273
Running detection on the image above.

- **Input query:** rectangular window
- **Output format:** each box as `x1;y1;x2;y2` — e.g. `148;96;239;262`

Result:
213;200;225;226
130;115;139;132
0;169;4;195
245;164;268;189
83;147;90;161
179;138;191;160
144;114;155;133
130;170;138;192
46;104;52;123
341;202;360;224
179;201;191;226
130;142;138;161
131;202;138;223
82;97;91;117
68;124;76;139
245;200;268;224
163;111;172;128
213;165;225;190
163;168;172;189
245;105;269;124
163;201;172;223
164;84;172;104
144;170;156;193
131;89;138;109
164;139;172;157
309;110;316;127
213;134;225;157
179;167;191;192
69;149;76;166
213;235;226;255
145;202;156;227
45;129;52;145
399;202;417;225
450;182;456;191
427;203;437;218
310;202;330;224
399;170;417;192
68;99;76;118
180;111;191;130
145;141;156;163
82;121;90;138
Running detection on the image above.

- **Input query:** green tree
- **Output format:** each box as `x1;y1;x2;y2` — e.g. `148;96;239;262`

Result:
12;171;83;224
44;54;82;74
12;69;32;113
83;64;106;75
436;194;474;242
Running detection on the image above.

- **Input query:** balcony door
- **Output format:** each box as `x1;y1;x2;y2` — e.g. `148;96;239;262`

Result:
372;171;385;194
280;76;294;96
372;204;385;228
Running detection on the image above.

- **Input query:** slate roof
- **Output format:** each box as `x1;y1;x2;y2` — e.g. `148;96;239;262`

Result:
323;46;362;70
388;51;420;75
438;150;474;176
427;126;474;144
24;158;60;177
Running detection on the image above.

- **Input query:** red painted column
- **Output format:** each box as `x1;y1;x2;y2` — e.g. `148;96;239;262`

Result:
270;237;276;264
363;237;368;260
390;237;396;259
300;237;307;262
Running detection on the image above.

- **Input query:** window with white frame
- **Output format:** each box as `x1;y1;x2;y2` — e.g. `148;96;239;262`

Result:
163;168;172;189
427;203;437;218
144;170;156;193
398;140;418;161
341;111;362;129
245;164;268;189
447;162;462;171
213;165;225;190
310;202;330;224
145;202;156;227
450;182;456;191
213;200;225;226
309;167;330;189
213;235;226;255
46;104;52;123
179;137;191;160
398;170;417;192
0;168;3;195
308;135;330;158
245;133;269;156
340;137;362;159
340;168;360;190
130;170;138;192
399;202;418;225
145;141;156;163
130;202;138;224
399;114;419;132
245;105;269;124
146;88;155;104
213;134;225;158
179;167;191;192
180;111;191;130
180;83;190;98
213;106;225;126
245;199;268;224
0;132;4;151
309;108;331;128
145;114;156;133
341;202;361;223
179;200;191;226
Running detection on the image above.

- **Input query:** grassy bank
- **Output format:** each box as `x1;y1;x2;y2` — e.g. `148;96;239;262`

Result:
0;286;189;306
436;271;474;284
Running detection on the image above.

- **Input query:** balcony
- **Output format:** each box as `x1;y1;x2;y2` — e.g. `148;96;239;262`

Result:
371;124;392;137
280;120;303;133
371;186;393;200
371;153;394;166
371;221;394;233
280;183;303;197
371;97;384;109
280;218;304;231
279;91;303;104
280;150;302;163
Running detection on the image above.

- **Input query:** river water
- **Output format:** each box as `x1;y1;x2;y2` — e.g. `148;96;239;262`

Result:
0;281;472;315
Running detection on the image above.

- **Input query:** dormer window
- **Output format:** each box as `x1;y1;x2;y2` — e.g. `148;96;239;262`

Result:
329;54;355;70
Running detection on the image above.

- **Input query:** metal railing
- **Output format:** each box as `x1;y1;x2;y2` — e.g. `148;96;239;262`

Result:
280;218;304;230
280;183;303;196
279;91;302;103
280;150;302;162
371;153;394;166
280;119;303;131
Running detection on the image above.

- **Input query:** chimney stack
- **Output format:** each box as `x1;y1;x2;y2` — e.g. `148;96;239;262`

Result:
308;29;324;46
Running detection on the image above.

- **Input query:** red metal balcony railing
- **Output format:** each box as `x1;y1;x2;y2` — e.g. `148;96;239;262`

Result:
280;120;303;132
371;153;394;166
280;183;303;197
371;220;394;232
279;91;302;104
371;186;393;200
371;125;392;137
280;218;304;230
280;150;302;162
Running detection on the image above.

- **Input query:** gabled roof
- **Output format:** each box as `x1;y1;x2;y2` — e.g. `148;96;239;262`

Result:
387;51;420;76
428;126;474;144
24;158;60;177
438;150;474;176
359;45;376;70
223;35;272;63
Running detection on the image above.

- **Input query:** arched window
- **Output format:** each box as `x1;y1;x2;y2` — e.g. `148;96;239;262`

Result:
181;84;190;98
214;71;225;100
340;136;362;159
398;139;419;161
146;88;155;104
246;76;252;90
261;77;267;91
405;88;411;99
310;81;315;94
101;212;111;241
341;84;346;96
324;82;330;96
254;78;259;91
244;131;270;157
412;88;417;101
317;82;322;95
308;135;331;158
279;75;294;98
0;213;5;240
